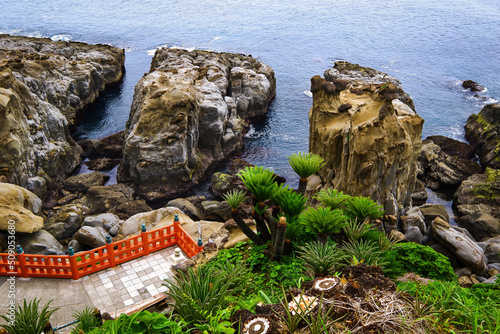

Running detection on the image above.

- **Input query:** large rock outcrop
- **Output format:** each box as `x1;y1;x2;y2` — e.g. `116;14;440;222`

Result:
0;182;43;233
0;35;125;194
465;103;500;169
118;48;276;202
309;61;424;209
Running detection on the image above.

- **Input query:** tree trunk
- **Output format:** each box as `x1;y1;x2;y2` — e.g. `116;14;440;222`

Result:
298;177;308;194
273;217;287;260
265;210;277;241
231;208;265;245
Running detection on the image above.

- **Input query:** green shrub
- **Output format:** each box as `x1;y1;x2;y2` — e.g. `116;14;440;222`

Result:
297;240;346;276
386;243;457;281
71;307;102;333
343;196;384;221
1;298;58;334
341;239;386;267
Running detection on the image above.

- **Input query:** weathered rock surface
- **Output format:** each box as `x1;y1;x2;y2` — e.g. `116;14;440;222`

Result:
118;49;276;202
0;35;125;193
454;168;500;240
309;61;424;208
86;184;134;214
19;230;65;255
64;171;110;193
465;103;500;169
74;226;108;249
419;137;482;189
477;236;500;264
462;80;485;92
431;217;487;275
201;200;231;222
166;198;204;221
0;182;43;233
44;204;85;240
418;203;450;226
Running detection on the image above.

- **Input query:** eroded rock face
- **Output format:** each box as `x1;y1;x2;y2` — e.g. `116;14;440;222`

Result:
118;49;276;202
0;35;125;193
465;103;500;169
0;182;43;233
309;61;424;208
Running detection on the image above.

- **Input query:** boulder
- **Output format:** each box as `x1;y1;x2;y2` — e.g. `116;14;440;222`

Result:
454;169;500;240
78;131;124;159
418;138;482;189
462;80;485;92
201;200;231;222
166;198;204;221
0;183;44;233
400;207;426;234
410;179;427;206
309;61;423;209
83;213;121;230
418;204;449;226
425;135;476;160
477;236;500;264
74;226;109;249
18;230;64;255
431;217;487;275
84;158;120;171
68;239;88;253
117;207;193;238
404;226;423;244
465;103;500;169
86;184;134;214
113;200;152;220
44;204;84;240
117;49;275;202
210;172;235;198
64;171;110;193
181;220;228;248
0;35;124;190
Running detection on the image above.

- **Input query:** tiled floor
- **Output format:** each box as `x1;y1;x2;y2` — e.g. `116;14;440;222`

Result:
81;246;186;314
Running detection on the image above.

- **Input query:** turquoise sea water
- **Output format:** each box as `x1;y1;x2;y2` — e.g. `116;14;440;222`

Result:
2;0;499;184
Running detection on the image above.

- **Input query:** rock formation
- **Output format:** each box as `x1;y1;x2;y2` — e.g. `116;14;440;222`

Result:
0;35;125;196
118;48;276;202
465;103;500;169
0;182;43;233
309;61;424;210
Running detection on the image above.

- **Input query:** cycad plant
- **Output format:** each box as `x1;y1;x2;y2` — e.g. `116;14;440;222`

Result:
342;219;375;243
299;206;348;241
163;267;233;325
0;298;58;334
297;241;346;276
223;189;265;246
71;307;102;333
341;239;386;267
343;196;384;221
288;152;325;194
315;188;351;210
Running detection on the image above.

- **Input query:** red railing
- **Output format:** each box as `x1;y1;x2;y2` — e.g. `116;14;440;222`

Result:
0;218;203;280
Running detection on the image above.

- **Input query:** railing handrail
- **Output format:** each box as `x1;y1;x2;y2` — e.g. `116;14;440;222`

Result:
0;219;203;280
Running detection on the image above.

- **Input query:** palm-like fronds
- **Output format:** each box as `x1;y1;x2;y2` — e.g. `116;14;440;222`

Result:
163;267;232;324
341;239;386;267
0;298;58;334
288;152;325;179
343;196;384;221
222;189;247;209
71;307;102;333
272;185;307;223
238;166;280;203
285;219;303;240
297;241;346;276
315;188;351;210
299;206;348;236
342;219;376;243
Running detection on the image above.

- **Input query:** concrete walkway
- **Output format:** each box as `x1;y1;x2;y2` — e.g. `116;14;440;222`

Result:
0;246;185;330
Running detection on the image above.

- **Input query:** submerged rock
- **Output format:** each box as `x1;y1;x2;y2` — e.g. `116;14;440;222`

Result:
0;35;125;194
309;61;424;208
118;49;276;202
465;103;500;169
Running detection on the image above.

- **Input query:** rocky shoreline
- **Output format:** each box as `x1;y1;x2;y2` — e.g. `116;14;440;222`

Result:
0;35;499;286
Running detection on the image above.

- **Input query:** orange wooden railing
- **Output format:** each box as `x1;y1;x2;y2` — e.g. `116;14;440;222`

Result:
0;216;203;280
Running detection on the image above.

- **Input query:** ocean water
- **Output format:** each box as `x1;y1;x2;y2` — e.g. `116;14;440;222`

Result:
2;0;499;185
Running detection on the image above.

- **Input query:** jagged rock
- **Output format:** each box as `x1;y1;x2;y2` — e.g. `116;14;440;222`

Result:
64;171;110;193
56;193;78;206
210;172;235;198
454;169;500;240
74;226;108;249
86;184;134;214
419;138;482;189
462;80;485;92
477;236;500;264
419;204;449;225
19;230;64;255
410;179;427;206
382;215;398;234
309;61;423;209
117;49;275;202
84;158;120;171
389;229;406;243
465;103;500;169
26;176;48;199
0;35;124;191
404;226;423;244
78;131;124;159
83;213;121;230
431;217;487;275
0;183;43;233
201;200;231;222
400;207;426;234
113;200;152;220
426;135;476;160
166;198;204;221
44;204;84;240
117;207;193;238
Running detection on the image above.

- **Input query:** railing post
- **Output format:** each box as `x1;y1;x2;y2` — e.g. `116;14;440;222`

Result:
16;245;28;278
173;214;180;242
197;238;204;254
68;247;80;280
106;236;116;267
141;224;150;256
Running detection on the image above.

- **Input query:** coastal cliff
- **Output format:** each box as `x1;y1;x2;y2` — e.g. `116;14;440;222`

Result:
118;48;276;202
0;35;125;196
309;61;424;211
